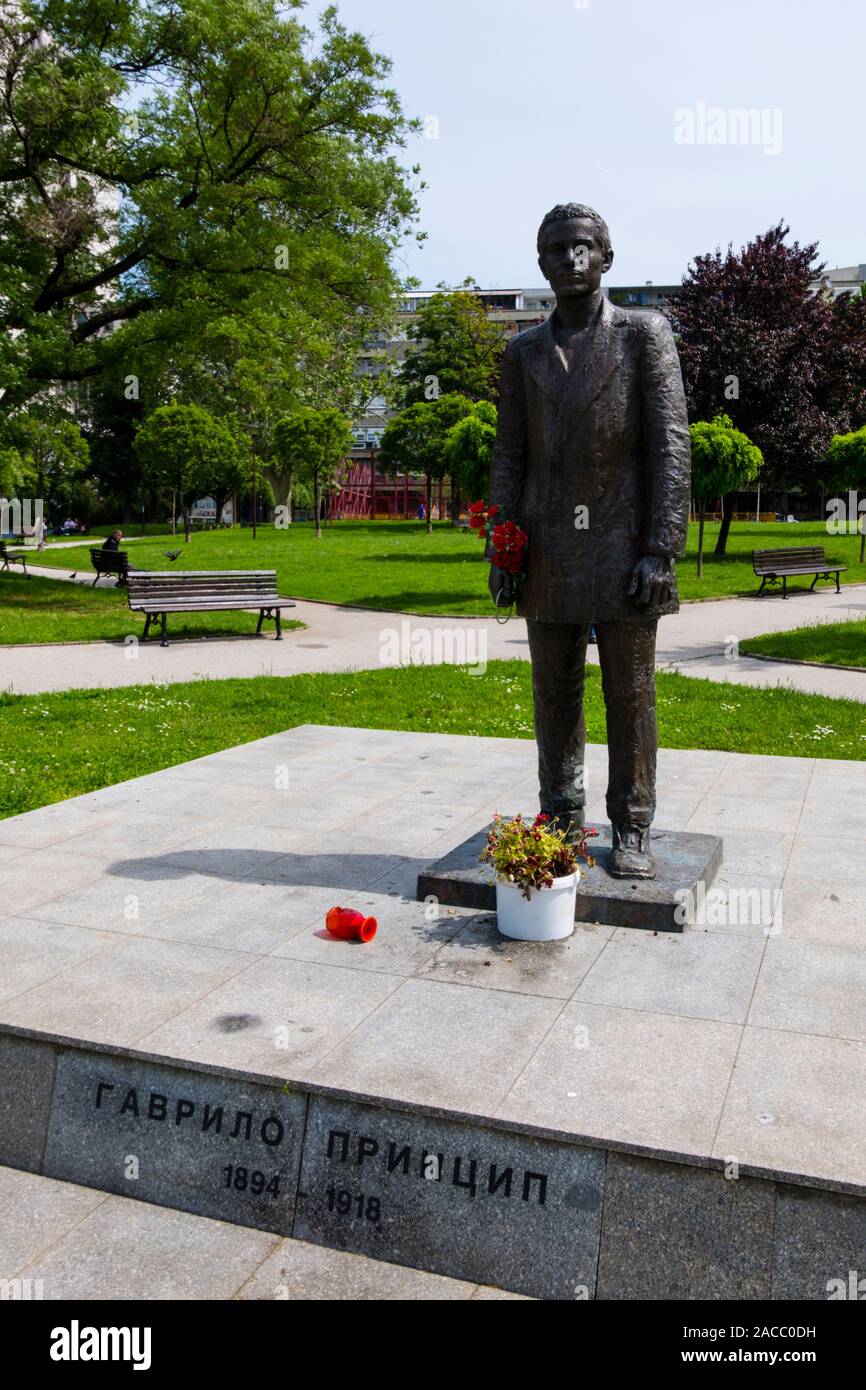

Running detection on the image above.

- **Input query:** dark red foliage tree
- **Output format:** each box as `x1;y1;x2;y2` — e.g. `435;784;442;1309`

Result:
669;223;866;552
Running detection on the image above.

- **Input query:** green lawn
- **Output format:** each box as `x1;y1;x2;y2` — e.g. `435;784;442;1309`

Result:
742;619;866;669
1;662;863;819
26;519;866;618
0;573;305;645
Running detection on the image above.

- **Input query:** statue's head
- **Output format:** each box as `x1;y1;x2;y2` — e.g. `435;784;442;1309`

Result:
537;203;614;299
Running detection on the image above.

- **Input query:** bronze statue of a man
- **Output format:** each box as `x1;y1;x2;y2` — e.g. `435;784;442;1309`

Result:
488;203;691;878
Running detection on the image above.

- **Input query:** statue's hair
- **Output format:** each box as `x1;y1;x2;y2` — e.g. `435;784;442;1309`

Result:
537;203;612;259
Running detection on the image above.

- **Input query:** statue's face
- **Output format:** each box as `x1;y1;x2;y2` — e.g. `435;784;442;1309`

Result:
538;217;613;298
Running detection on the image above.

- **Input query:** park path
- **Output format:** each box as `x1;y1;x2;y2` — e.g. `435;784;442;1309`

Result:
2;564;865;701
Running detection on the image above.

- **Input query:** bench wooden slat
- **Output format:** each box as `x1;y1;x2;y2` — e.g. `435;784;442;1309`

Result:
130;598;293;611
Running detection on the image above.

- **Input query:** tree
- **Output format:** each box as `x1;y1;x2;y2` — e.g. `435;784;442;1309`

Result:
0;1;420;409
209;423;250;530
134;403;241;541
398;283;504;406
690;414;762;576
274;407;352;539
377;393;474;532
827;426;866;562
0;444;24;501
0;411;89;519
263;322;379;521
83;383;152;525
671;223;866;529
443;400;498;508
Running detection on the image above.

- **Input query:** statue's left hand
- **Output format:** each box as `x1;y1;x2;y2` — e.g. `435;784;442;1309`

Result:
628;554;673;609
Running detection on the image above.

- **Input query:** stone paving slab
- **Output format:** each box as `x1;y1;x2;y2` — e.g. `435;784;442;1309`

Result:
0;723;865;1255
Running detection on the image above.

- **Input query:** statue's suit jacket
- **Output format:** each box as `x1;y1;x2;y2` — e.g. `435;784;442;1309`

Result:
489;295;691;623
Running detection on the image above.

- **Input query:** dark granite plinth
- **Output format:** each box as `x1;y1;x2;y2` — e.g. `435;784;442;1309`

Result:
43;1050;307;1235
294;1094;605;1300
417;825;723;933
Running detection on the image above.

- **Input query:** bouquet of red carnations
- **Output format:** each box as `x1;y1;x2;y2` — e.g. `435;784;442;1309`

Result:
469;500;528;610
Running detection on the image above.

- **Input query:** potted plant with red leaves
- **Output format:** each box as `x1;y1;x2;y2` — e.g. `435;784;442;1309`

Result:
468;500;528;619
480;813;597;941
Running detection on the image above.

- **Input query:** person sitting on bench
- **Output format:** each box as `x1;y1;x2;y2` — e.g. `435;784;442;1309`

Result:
102;530;138;571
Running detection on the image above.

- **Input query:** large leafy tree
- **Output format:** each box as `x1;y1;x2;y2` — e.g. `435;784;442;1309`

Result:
398;283;504;406
670;223;866;541
0;444;24;500
0;410;89;520
827;426;866;562
274;406;352;539
443;399;497;510
264;324;375;519
82;382;151;523
0;0;420;409
378;393;474;532
134;402;241;541
689;414;762;576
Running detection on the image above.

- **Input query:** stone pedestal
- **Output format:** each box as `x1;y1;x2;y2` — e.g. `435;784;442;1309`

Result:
417;825;723;933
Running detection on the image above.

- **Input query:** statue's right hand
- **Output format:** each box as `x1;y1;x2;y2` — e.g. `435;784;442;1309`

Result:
488;565;514;607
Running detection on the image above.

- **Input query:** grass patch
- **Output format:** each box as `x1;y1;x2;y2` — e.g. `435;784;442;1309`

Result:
27;519;866;617
1;662;863;819
0;573;304;645
741;619;866;668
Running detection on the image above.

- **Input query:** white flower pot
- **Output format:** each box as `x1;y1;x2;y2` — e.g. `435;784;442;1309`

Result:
495;871;578;942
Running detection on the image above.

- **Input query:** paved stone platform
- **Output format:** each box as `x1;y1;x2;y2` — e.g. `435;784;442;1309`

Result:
1;725;865;1298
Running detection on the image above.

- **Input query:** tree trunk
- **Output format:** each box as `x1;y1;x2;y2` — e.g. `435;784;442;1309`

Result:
425;473;432;534
183;505;191;543
697;501;705;577
264;467;292;522
314;472;322;540
713;491;737;555
451;481;461;525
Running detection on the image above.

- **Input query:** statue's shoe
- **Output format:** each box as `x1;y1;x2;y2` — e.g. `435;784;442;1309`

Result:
609;824;656;879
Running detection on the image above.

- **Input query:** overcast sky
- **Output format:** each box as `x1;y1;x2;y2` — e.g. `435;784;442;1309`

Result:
308;0;865;290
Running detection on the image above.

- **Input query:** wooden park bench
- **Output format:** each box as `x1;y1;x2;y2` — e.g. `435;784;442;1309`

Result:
127;570;297;646
90;547;130;586
752;546;847;599
0;540;30;576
